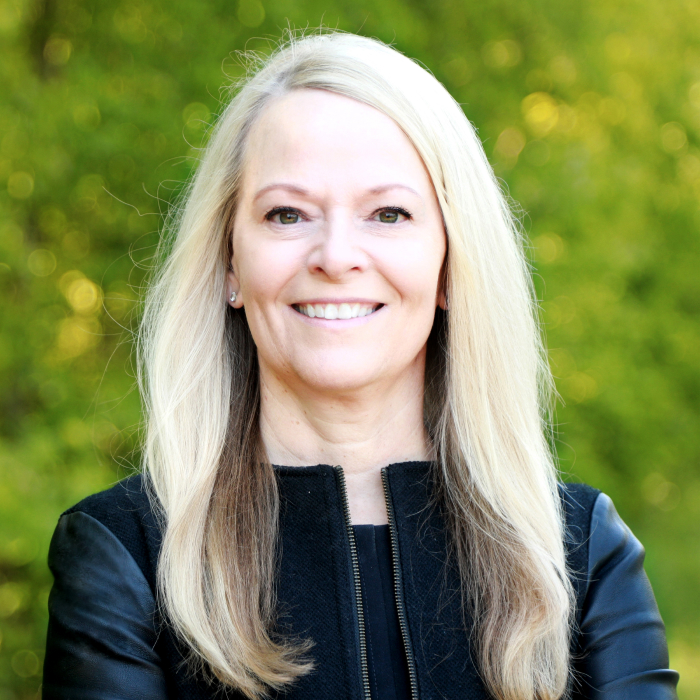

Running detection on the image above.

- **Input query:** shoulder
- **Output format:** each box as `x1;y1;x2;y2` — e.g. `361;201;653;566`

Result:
556;481;601;621
556;483;642;575
558;481;601;524
557;482;601;558
64;472;152;518
56;473;162;590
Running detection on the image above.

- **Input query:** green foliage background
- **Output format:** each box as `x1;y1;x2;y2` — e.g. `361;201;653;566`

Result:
1;0;699;696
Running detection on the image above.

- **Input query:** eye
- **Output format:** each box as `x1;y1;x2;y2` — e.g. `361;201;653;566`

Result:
373;207;411;224
266;207;301;225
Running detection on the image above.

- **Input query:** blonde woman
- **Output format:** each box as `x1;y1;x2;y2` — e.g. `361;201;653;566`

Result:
43;32;678;700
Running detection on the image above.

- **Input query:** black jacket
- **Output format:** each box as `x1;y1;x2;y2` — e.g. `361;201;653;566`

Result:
43;462;679;699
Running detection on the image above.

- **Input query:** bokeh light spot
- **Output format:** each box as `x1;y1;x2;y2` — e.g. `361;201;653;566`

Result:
482;40;521;68
182;102;211;131
44;35;73;66
114;6;148;43
7;171;34;199
70;174;105;212
73;102;101;131
563;372;599;403
3;537;39;567
27;249;57;277
522;93;559;136
533;233;564;263
494;127;526;165
11;650;40;678
0;582;28;618
643;473;682;511
56;316;102;358
442;56;471;87
660;122;687;153
237;0;265;27
66;278;103;314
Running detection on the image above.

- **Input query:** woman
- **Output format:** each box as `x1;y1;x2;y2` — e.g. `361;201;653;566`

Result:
43;32;679;700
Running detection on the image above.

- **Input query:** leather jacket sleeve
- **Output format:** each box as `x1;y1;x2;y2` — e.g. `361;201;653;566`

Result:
43;511;168;700
572;493;679;699
43;495;679;699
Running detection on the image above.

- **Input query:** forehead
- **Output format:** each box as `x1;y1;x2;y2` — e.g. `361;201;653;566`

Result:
239;88;434;195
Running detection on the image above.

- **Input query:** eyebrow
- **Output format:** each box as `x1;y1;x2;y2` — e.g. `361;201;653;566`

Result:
252;182;423;202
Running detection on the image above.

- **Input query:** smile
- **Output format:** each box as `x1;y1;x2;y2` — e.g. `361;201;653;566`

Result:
292;302;383;319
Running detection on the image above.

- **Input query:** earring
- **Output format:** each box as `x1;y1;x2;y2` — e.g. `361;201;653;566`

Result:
229;291;237;304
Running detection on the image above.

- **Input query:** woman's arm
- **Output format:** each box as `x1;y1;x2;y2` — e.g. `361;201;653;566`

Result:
43;511;168;700
572;493;680;699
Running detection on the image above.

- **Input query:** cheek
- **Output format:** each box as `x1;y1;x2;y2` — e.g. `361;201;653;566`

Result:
235;237;298;305
379;236;445;302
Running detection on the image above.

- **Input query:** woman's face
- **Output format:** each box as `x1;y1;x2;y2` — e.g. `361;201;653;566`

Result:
229;89;447;396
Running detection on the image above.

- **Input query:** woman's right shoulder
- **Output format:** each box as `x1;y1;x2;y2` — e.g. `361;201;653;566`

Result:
63;472;154;521
45;474;170;698
51;473;163;591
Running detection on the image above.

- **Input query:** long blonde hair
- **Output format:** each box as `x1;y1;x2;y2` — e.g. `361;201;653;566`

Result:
137;31;573;700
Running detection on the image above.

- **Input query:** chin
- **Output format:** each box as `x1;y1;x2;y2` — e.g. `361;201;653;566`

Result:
293;361;385;394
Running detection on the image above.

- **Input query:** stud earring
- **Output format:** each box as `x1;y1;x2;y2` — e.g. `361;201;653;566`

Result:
229;292;237;304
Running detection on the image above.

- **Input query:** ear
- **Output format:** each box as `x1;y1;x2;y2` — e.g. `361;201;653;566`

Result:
226;268;242;308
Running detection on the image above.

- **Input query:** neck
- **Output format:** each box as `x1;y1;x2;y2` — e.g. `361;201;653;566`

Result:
258;360;432;524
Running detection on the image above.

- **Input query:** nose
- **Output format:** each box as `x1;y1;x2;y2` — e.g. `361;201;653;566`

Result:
306;212;369;280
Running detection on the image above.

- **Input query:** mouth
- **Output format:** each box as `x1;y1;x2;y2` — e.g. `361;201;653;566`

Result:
292;302;384;320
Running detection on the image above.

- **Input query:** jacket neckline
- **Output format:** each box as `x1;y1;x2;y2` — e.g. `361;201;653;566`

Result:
271;460;434;477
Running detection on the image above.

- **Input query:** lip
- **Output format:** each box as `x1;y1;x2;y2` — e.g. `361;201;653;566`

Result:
291;298;383;306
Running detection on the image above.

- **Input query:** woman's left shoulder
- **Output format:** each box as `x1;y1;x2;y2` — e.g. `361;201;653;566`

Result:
556;481;646;580
557;482;680;697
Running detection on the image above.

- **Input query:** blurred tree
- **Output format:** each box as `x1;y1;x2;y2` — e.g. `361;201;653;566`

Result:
1;0;698;697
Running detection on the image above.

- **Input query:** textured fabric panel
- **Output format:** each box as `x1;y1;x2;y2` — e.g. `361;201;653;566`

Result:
273;465;362;699
384;462;487;700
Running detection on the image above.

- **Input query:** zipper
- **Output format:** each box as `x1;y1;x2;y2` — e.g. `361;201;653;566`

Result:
334;466;372;700
381;467;419;700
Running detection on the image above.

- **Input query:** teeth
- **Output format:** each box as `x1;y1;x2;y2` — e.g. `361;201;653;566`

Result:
295;303;378;319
